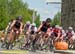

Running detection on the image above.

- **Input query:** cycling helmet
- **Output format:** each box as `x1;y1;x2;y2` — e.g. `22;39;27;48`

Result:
31;23;36;26
46;18;51;23
16;16;23;21
26;21;30;24
68;27;73;30
55;25;59;28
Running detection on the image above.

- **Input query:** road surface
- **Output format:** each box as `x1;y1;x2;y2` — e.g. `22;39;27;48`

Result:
0;42;55;54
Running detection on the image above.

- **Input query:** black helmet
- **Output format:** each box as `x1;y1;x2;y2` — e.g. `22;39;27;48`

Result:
16;16;23;21
46;18;51;23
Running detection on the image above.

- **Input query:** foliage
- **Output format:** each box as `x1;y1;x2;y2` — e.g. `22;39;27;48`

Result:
51;12;61;26
35;14;41;27
0;0;40;30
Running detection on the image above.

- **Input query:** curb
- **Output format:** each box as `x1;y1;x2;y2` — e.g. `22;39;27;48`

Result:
54;50;75;54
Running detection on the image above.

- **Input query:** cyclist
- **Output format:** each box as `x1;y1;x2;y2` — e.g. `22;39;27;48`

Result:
5;19;14;34
1;19;14;48
59;27;66;41
29;23;37;35
66;27;75;48
22;21;31;48
29;23;37;49
51;25;62;41
36;18;52;48
62;28;66;40
10;16;23;40
24;21;31;35
6;16;23;48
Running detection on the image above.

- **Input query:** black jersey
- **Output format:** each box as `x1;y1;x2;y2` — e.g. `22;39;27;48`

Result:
40;22;50;32
14;20;21;29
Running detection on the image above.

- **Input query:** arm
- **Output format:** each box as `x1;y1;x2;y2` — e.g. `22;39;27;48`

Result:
5;25;9;32
37;24;43;32
10;20;16;29
46;28;52;36
55;31;61;41
35;27;37;32
20;22;23;33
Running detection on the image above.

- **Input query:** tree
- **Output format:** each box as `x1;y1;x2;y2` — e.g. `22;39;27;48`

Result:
51;12;61;26
35;14;41;27
0;0;9;30
9;0;33;23
0;0;40;30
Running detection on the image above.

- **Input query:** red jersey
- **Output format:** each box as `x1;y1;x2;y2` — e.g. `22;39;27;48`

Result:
53;28;60;33
52;28;62;37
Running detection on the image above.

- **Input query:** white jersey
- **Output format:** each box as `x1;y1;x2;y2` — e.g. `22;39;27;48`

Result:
62;29;66;37
71;30;75;35
71;30;75;40
67;30;75;37
29;26;37;32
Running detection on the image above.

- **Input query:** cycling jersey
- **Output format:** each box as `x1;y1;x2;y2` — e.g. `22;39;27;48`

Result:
24;24;30;31
40;22;50;32
30;26;37;34
14;20;21;29
66;31;74;38
52;28;61;37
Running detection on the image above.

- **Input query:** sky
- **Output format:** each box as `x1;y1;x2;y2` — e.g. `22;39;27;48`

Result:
22;0;61;21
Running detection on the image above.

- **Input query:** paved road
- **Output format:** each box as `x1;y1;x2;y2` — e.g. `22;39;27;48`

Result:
0;42;56;54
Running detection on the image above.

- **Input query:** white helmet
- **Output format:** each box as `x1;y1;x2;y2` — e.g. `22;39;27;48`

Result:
26;21;30;24
68;27;73;30
31;23;36;26
55;25;59;28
